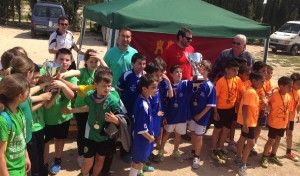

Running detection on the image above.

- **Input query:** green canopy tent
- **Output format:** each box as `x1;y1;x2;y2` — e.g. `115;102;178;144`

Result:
79;0;271;62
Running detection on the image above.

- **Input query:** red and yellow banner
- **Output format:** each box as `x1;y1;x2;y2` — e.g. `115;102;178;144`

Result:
131;31;232;63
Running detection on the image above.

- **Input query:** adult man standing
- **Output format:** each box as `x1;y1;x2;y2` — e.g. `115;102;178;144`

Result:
48;16;81;69
210;34;255;82
162;27;194;80
104;27;138;87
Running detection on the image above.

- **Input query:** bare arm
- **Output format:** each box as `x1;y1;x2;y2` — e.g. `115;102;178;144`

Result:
62;105;89;114
194;106;213;121
141;132;155;143
48;49;58;54
0;142;9;176
30;82;49;96
50;80;75;100
242;105;249;133
32;101;45;112
31;92;52;103
162;74;173;98
60;70;81;79
59;78;80;91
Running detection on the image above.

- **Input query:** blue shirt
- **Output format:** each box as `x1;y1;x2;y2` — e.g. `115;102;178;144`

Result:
165;80;193;124
190;80;216;126
117;69;144;117
104;46;138;87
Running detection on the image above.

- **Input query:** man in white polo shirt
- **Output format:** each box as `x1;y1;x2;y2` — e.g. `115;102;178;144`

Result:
48;16;82;69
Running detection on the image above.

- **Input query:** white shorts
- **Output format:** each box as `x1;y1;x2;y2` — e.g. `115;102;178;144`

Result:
189;120;206;135
165;123;187;135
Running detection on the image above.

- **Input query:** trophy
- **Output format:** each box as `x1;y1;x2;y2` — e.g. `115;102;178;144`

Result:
188;52;204;83
39;60;61;93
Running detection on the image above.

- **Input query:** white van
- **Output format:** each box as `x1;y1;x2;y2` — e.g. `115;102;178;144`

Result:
269;21;300;56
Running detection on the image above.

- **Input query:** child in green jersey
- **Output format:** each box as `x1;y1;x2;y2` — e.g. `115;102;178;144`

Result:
0;74;31;176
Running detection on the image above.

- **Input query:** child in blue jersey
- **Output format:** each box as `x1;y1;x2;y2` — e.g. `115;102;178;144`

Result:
144;59;173;164
159;65;193;160
189;60;216;169
117;53;147;119
129;74;158;176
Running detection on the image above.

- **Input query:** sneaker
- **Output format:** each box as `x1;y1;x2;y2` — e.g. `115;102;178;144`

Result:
143;165;155;172
269;156;283;166
260;156;269;168
192;157;201;169
250;148;258;157
211;150;226;164
238;165;247;176
234;156;243;167
149;153;162;163
286;152;299;162
49;163;61;175
77;156;84;168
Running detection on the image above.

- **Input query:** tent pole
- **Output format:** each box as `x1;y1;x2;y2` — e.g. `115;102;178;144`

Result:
110;29;116;48
263;37;269;63
77;17;86;68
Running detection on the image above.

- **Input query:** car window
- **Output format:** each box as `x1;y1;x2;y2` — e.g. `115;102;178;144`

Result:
278;23;300;34
49;7;63;18
34;5;47;17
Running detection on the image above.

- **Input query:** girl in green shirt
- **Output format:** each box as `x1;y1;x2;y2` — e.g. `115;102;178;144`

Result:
0;74;31;176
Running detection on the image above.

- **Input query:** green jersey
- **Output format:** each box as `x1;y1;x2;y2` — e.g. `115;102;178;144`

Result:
84;90;121;142
32;107;45;132
44;76;78;125
19;98;32;143
74;68;95;108
0;108;26;176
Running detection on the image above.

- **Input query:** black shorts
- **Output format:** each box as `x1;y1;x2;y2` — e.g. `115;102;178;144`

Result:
287;121;294;131
214;108;236;129
44;120;70;143
268;126;285;139
83;138;116;158
241;126;255;139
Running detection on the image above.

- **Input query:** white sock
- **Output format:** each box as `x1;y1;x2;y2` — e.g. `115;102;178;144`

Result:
129;168;139;176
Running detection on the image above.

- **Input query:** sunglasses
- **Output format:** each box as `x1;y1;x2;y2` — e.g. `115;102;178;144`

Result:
184;36;193;41
232;41;241;46
60;23;69;26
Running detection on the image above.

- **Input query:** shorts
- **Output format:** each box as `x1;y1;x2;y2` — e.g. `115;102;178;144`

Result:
83;138;115;158
165;123;187;135
44;120;70;143
214;108;236;129
258;111;268;127
268;126;285;139
287;121;294;131
240;126;255;139
189;120;206;135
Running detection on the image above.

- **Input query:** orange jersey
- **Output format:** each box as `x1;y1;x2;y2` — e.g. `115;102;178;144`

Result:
237;88;260;127
268;91;292;129
216;76;243;109
289;89;300;121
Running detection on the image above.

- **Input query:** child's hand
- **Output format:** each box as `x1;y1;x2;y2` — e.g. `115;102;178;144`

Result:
50;80;65;89
157;111;164;117
148;135;155;143
105;112;119;124
25;153;31;173
61;107;72;114
56;73;64;80
41;92;53;101
162;73;170;82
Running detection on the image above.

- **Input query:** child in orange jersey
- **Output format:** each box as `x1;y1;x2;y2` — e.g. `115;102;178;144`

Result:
261;76;293;168
211;60;243;163
235;73;264;176
266;64;276;91
251;61;270;156
285;73;300;162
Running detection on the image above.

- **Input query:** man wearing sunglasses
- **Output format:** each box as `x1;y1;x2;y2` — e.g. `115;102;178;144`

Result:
48;16;81;69
162;27;195;80
210;34;255;82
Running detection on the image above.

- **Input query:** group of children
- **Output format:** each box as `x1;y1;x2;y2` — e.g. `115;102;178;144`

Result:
0;46;299;176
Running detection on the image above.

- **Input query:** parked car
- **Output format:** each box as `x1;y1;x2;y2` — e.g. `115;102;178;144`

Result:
269;21;300;56
31;2;66;37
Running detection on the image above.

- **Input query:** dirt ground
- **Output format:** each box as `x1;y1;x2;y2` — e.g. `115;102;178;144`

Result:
1;26;300;176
